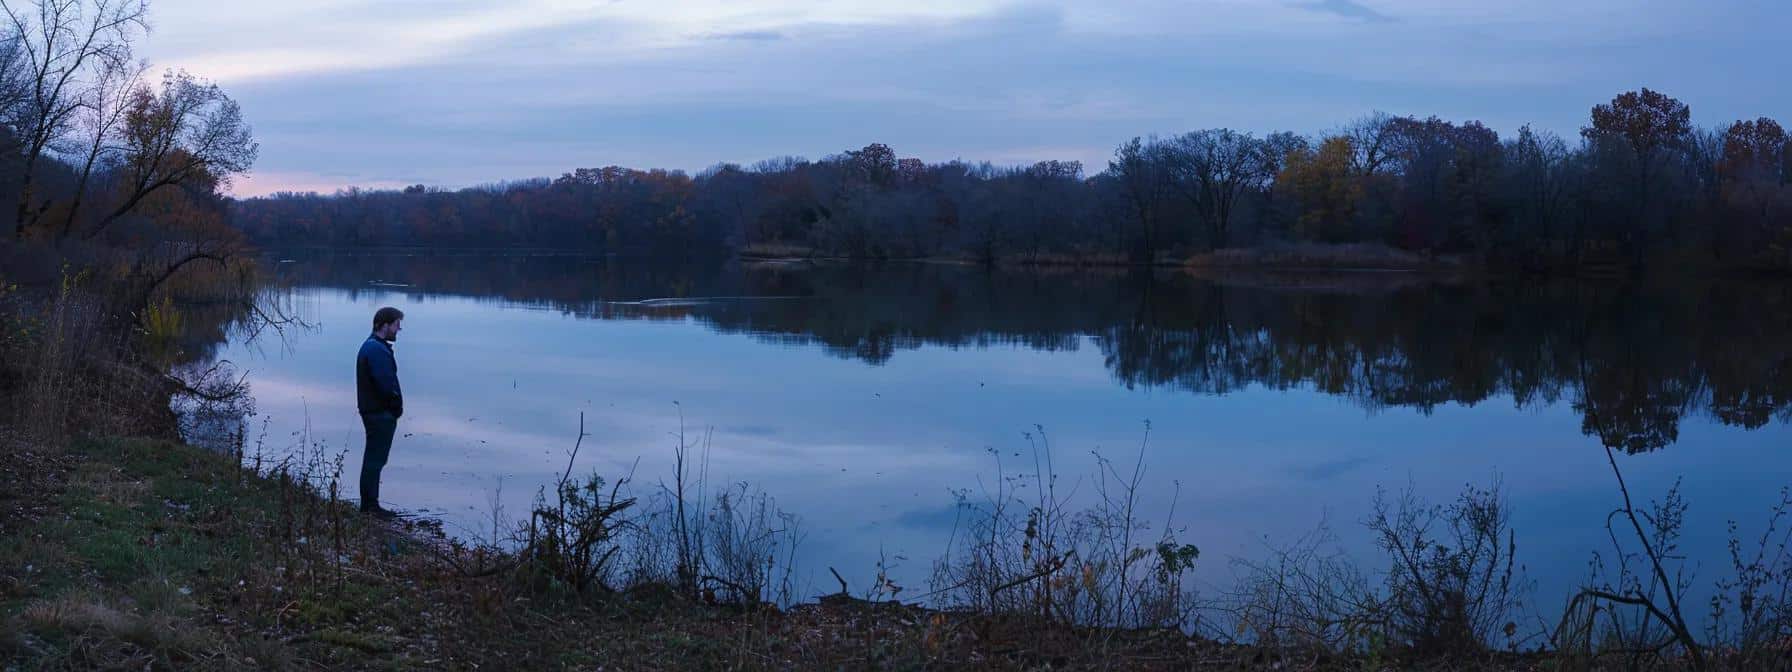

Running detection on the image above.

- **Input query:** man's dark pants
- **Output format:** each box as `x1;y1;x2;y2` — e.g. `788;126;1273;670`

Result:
360;411;398;510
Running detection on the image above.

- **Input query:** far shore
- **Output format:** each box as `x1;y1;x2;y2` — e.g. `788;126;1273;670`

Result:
232;243;1792;282
739;241;1472;274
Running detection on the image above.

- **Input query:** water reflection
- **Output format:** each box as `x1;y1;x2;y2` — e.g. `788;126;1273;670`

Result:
267;250;1792;454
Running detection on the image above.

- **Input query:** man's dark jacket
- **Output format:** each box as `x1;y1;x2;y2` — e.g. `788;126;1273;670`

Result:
356;334;403;417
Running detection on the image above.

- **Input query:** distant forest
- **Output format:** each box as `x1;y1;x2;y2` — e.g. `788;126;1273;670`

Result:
231;89;1792;272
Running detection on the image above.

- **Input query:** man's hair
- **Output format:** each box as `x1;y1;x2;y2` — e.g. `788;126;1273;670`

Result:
372;306;405;331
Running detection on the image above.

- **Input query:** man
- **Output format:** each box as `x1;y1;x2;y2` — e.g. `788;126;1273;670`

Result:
356;306;405;518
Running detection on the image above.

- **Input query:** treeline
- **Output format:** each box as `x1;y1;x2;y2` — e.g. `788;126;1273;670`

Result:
233;89;1792;272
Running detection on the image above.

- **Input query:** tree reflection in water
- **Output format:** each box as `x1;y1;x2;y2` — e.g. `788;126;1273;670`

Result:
259;250;1792;455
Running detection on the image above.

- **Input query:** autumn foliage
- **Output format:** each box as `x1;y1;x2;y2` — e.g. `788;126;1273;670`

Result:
233;89;1792;273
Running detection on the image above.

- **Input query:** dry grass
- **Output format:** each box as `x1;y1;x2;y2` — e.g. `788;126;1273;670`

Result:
18;594;215;669
926;427;1202;633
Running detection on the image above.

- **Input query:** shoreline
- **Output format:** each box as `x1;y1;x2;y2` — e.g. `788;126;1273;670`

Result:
6;430;1764;670
0;436;1306;670
237;243;1792;281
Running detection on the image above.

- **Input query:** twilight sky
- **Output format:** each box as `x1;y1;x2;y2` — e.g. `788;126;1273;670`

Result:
135;0;1788;197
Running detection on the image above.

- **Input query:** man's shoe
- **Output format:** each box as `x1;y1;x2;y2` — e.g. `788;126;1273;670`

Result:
361;505;400;520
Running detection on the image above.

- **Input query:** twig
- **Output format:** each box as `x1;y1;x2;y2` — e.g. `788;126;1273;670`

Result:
558;412;587;491
990;555;1069;599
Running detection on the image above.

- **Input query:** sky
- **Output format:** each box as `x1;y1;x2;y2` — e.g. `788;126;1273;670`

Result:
134;0;1790;197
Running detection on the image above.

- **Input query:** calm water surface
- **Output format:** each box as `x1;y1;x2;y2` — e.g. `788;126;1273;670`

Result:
211;251;1792;615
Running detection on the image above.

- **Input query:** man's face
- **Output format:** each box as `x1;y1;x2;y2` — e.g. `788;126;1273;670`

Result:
381;319;403;342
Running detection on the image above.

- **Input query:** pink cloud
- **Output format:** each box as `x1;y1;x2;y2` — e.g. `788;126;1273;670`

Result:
229;171;415;198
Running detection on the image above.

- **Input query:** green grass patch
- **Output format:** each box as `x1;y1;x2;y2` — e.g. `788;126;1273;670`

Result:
1;437;326;669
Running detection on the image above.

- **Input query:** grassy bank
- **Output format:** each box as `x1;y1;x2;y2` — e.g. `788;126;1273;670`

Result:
9;432;1788;670
0;435;1253;670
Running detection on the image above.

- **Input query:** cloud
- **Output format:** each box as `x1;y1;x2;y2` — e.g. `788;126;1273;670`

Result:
144;0;1009;83
134;0;1789;193
1294;0;1395;23
229;170;415;198
699;29;786;41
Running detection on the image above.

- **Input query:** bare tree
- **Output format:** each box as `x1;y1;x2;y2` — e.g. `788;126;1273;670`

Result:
1;0;148;238
0;28;32;131
1168;129;1272;249
1503;125;1570;241
1108;136;1177;260
1346;111;1397;176
57;46;140;236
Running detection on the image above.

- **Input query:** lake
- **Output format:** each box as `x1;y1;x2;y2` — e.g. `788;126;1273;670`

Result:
207;250;1792;623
